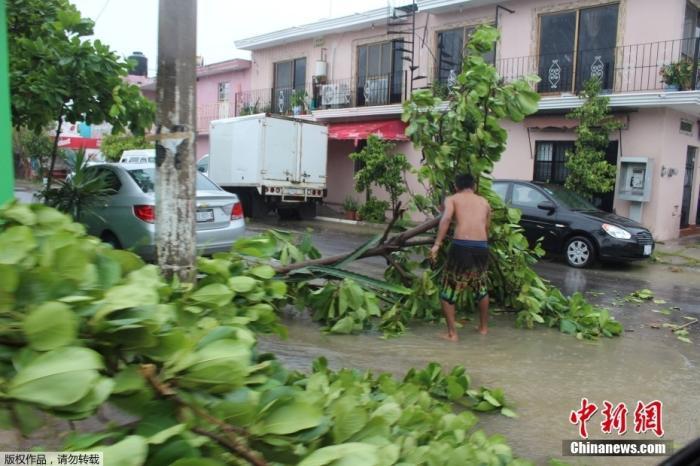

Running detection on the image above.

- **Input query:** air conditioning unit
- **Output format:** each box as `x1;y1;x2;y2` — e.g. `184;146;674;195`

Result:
364;77;389;105
321;83;350;107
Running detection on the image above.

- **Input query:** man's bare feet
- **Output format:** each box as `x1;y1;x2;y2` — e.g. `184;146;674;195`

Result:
440;332;459;342
478;327;488;335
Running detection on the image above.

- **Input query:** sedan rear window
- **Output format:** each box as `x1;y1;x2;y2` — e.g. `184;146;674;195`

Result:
127;168;221;193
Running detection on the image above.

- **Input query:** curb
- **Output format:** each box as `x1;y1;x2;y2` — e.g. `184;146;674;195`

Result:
315;216;386;229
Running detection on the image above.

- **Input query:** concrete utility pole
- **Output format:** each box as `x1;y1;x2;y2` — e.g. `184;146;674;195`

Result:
155;0;197;282
0;0;15;204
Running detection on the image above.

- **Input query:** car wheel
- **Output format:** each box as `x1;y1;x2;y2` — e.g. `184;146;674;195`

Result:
565;236;595;268
102;232;122;249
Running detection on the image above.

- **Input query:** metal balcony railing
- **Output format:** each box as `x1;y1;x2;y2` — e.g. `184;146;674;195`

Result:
480;38;700;95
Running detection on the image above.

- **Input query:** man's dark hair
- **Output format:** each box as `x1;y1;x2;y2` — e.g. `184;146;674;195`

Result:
455;173;475;191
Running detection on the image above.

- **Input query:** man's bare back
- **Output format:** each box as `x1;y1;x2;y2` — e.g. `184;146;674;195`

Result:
445;191;490;241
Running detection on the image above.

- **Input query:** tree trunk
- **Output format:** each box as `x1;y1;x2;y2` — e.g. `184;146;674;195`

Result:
155;0;198;283
275;216;439;274
45;115;63;192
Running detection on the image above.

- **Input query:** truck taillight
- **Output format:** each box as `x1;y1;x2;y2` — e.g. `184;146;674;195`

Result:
231;202;244;220
133;205;155;223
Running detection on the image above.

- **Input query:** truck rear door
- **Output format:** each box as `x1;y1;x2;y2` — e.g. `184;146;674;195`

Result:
263;117;298;181
299;123;328;185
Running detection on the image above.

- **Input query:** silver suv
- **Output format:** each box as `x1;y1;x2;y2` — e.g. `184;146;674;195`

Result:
82;164;245;260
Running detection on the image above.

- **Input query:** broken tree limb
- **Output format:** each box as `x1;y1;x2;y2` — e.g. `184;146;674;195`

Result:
274;217;440;275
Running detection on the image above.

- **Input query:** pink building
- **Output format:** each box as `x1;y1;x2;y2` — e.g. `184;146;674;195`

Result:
236;0;700;240
140;58;252;158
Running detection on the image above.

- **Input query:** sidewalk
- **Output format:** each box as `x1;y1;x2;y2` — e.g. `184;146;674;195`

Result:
654;234;700;268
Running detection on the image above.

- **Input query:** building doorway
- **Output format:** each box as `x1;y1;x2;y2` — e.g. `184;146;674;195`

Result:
681;145;697;228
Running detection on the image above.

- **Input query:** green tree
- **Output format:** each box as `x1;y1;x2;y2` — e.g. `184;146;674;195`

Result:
7;0;155;187
101;134;154;161
351;134;411;212
564;79;622;198
401;26;622;338
12;128;55;179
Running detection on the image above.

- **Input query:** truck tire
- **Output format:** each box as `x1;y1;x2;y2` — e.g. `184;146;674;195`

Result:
249;191;269;219
297;202;317;220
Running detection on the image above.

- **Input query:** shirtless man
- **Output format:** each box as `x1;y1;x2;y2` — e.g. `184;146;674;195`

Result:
430;174;491;341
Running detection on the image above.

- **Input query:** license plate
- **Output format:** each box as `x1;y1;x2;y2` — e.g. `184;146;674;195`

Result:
643;245;652;256
196;209;214;223
284;188;304;195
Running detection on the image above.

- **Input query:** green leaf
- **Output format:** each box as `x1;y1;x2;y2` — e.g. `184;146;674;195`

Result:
23;301;78;351
483;391;502;407
148;424;186;445
171;460;225;466
190;283;234;307
8;347;104;407
332;397;368;442
334;234;381;268
112;366;146;394
559;319;577;335
254;400;324;435
228;276;257;293
329;316;356;334
500;407;518;418
0;225;36;264
0;264;19;292
250;265;276;279
298;443;378;466
99;435;148;466
234;236;277;257
305;266;411;295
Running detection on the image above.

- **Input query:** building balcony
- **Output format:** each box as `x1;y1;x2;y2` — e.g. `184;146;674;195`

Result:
195;37;700;130
493;37;700;95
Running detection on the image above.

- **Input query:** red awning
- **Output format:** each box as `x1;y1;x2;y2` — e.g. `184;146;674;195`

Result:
57;136;101;149
328;120;408;143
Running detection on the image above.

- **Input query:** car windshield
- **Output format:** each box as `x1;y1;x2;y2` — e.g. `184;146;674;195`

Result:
127;168;221;193
541;185;597;211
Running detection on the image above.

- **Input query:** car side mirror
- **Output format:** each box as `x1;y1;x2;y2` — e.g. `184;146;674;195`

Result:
537;200;556;213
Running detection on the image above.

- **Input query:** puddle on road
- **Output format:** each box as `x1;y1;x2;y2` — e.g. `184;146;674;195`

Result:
259;312;700;465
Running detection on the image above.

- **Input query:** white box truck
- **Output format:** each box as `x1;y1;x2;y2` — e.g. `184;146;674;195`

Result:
208;114;328;219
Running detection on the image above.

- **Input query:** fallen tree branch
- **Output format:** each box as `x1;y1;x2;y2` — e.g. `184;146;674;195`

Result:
672;318;698;332
379;201;405;244
274;217;440;275
140;364;267;466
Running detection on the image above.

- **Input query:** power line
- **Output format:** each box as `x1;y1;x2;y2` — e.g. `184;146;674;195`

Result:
94;0;112;23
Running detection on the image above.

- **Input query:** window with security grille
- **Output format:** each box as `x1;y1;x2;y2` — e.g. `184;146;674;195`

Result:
533;141;574;184
436;25;495;86
537;3;619;93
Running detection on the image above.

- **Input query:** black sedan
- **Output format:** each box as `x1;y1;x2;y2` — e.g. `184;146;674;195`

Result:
492;180;655;268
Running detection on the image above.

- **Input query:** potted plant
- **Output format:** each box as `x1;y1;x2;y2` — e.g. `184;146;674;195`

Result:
660;59;694;91
342;196;359;220
290;90;307;115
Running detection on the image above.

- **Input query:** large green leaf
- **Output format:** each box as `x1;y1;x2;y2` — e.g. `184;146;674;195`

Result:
254;400;324;435
228;276;258;293
8;347;104;407
23;301;78;351
333;235;381;268
190;283;234;307
332;397;368;442
99;435;148;466
298;443;378;466
305;266;411;295
0;225;36;264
